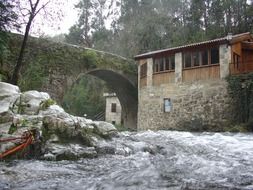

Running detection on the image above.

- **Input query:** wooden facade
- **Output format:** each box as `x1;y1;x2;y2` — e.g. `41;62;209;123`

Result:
153;71;175;86
182;65;220;82
135;33;253;88
230;41;253;75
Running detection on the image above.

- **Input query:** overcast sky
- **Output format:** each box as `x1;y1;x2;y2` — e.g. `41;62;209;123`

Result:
29;0;79;37
46;0;79;36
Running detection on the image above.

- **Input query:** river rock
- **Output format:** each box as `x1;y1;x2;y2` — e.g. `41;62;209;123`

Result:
0;82;20;123
13;91;51;115
93;121;118;138
0;82;20;99
0;82;119;160
42;115;98;147
43;143;97;161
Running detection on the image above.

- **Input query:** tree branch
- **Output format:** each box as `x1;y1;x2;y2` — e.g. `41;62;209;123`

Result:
34;0;50;18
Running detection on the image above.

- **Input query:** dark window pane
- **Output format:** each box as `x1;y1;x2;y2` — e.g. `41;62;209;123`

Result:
159;58;164;71
201;50;208;65
192;52;200;66
165;57;170;70
170;56;175;70
184;53;191;68
211;48;219;64
154;59;159;72
111;103;116;112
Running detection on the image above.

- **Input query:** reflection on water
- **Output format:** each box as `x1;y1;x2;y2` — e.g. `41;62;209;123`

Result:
1;131;253;190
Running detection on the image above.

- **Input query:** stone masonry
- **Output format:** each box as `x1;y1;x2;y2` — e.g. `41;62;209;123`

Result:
138;80;232;131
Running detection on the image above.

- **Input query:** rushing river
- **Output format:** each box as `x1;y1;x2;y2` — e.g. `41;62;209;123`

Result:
1;131;253;190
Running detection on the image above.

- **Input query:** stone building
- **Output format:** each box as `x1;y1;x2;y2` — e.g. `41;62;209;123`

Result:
135;32;253;131
104;93;122;125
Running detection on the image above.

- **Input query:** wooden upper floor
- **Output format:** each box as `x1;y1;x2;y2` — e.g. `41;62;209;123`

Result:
135;32;253;88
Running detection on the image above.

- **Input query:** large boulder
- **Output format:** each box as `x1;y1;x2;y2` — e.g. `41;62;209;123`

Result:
0;82;20;124
13;91;51;115
0;82;120;160
0;82;20;99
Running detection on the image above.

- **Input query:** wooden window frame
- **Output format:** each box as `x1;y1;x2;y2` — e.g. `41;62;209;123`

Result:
233;52;240;69
183;47;220;70
153;55;175;74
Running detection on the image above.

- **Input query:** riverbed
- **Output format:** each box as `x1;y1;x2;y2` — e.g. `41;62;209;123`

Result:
1;131;253;190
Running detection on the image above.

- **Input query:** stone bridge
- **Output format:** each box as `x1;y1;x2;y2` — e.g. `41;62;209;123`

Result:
1;34;138;129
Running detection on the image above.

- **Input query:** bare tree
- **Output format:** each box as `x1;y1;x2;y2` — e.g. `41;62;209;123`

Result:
10;0;62;85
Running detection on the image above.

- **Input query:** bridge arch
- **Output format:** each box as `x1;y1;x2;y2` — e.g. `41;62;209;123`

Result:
76;69;138;130
3;33;138;129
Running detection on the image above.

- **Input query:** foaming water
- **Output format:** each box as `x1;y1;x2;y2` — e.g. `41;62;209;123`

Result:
1;131;253;190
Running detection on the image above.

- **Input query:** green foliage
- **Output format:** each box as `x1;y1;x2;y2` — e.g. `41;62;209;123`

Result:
19;61;47;91
62;76;106;119
114;124;134;132
226;73;253;126
8;119;28;134
69;0;253;58
17;96;25;114
81;50;98;69
40;99;56;110
8;123;17;134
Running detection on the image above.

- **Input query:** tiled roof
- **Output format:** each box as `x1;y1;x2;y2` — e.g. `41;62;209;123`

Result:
134;32;251;60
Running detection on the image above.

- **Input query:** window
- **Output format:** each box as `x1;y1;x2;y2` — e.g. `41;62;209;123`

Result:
112;121;116;125
184;53;192;68
159;58;165;72
192;52;200;66
165;57;170;70
211;48;219;64
153;55;175;73
201;50;208;65
233;53;240;69
164;98;172;112
154;59;160;72
111;103;116;112
140;62;147;78
183;47;220;69
170;56;175;70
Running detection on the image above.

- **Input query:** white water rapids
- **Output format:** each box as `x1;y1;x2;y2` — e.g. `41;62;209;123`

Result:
1;131;253;190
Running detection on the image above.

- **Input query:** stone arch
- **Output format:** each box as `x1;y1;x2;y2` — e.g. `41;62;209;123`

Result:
76;69;138;130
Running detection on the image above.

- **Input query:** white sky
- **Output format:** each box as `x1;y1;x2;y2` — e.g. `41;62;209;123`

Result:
40;0;79;36
31;0;115;37
23;0;79;37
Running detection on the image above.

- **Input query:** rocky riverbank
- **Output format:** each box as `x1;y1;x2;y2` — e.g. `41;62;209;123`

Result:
0;82;118;161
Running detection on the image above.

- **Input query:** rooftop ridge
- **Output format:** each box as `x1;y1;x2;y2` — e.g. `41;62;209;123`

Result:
135;32;251;60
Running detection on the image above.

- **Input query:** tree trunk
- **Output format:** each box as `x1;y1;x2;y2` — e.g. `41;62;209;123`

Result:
10;17;33;85
10;0;41;85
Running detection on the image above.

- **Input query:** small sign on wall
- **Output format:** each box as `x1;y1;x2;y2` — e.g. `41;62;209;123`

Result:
164;98;172;112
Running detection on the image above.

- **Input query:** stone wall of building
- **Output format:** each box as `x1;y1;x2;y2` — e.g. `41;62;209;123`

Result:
138;79;233;131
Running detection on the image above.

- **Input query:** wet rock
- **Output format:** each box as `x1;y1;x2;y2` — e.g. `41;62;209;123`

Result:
126;141;159;154
13;91;50;115
44;143;97;161
0;82;20;99
93;121;118;138
95;143;116;155
39;104;67;118
0;82;119;160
